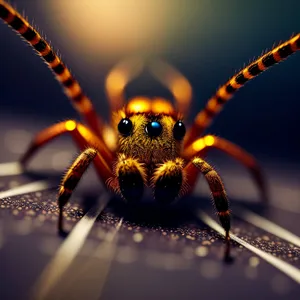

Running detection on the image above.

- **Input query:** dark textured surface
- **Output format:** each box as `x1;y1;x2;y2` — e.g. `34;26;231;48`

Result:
0;165;299;300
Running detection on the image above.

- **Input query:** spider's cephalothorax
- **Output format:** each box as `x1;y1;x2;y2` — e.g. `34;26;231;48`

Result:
0;1;299;241
110;98;187;204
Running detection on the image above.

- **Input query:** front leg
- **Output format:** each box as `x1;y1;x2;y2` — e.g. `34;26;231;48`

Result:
58;148;106;233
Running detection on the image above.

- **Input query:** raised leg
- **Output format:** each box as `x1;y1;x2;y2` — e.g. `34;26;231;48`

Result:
20;120;112;181
185;157;230;240
105;57;144;112
183;135;267;201
149;58;192;117
58;148;101;233
0;1;103;137
185;34;300;146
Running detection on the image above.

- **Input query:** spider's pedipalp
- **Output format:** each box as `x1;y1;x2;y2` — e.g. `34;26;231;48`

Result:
0;1;103;137
58;148;98;233
185;157;230;240
183;135;267;202
185;33;300;145
151;158;186;204
20;120;112;181
109;154;147;202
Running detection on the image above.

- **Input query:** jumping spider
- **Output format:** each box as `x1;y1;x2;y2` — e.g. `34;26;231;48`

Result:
0;1;299;241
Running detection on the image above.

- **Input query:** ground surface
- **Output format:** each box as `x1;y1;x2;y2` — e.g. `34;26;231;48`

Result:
0;116;299;300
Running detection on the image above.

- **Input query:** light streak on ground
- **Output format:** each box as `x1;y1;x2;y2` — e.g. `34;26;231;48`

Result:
56;218;124;300
0;162;24;176
33;194;110;300
197;211;300;284
235;207;300;247
0;180;52;199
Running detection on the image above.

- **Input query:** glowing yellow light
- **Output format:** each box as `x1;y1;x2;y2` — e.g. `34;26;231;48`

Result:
152;98;174;114
192;139;205;152
127;98;151;113
65;120;76;131
204;135;215;146
77;124;92;139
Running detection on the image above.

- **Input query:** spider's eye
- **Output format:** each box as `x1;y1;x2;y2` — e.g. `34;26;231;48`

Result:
145;121;163;137
118;118;133;136
173;120;186;140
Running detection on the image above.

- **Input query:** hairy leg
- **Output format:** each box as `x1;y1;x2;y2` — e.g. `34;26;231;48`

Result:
58;148;106;233
185;157;230;240
185;34;300;145
0;1;104;137
20;120;112;180
183;135;267;201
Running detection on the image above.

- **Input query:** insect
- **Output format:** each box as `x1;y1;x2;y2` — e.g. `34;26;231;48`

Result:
0;1;299;241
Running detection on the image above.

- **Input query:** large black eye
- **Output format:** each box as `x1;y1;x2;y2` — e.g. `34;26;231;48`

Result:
145;121;163;137
173;120;186;140
118;118;133;136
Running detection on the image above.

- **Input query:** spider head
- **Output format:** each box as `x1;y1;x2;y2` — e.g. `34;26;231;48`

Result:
115;97;186;165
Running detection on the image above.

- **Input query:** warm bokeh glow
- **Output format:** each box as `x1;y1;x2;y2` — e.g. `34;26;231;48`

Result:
152;98;175;115
105;57;144;109
192;135;215;152
192;139;206;152
149;59;192;116
126;97;152;114
102;125;117;151
65;120;76;131
204;135;215;146
48;0;179;59
171;78;192;111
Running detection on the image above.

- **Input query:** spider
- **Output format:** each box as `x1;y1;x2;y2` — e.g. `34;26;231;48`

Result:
0;1;299;241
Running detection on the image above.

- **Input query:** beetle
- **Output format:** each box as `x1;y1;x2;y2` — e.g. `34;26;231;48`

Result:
0;1;299;241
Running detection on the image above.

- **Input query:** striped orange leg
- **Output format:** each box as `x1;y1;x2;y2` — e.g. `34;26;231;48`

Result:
185;34;300;146
0;1;103;137
183;135;267;202
185;157;230;240
20;120;113;181
58;148;109;233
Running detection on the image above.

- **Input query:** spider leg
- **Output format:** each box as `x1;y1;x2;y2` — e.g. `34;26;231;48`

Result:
183;135;267;202
151;156;230;239
0;2;103;137
105;57;144;112
58;148;105;233
185;33;300;146
185;157;230;240
149;58;193;117
20;120;112;180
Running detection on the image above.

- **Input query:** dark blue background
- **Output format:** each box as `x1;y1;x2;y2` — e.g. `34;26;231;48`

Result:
0;0;299;164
